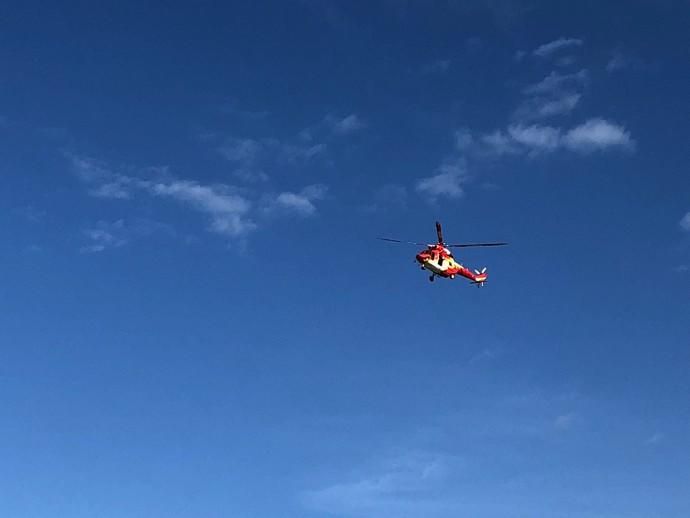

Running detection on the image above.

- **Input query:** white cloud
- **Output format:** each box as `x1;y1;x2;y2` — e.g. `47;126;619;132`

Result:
556;55;577;67
454;128;475;151
214;132;328;183
218;137;263;164
537;93;581;117
276;141;327;163
516;93;581;120
645;432;664;445
461;119;633;157
89;181;132;199
563;118;634;152
329;114;366;135
265;184;327;216
80;220;128;253
479;131;521;156
607;54;628;73
533;37;583;58
302;452;461;517
79;218;174;253
145;180;255;238
468;347;500;365
508;124;562;152
66;153;135;199
68;153;327;242
523;70;588;95
606;51;644;73
554;413;577;431
210;111;361;181
67;153;112;183
416;159;468;200
516;70;587;121
363;183;408;212
680;212;690;231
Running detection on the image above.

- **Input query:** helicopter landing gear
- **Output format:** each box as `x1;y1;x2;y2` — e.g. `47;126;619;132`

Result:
429;274;435;282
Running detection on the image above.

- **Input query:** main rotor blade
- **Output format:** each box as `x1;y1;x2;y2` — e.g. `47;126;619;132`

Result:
377;238;426;245
435;221;444;244
447;242;508;248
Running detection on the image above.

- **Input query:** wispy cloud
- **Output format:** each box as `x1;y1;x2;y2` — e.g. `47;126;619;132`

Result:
146;180;255;237
68;153;328;243
80;220;128;253
217;137;263;164
67;153;133;199
363;184;408;213
508;124;562;152
416;159;468;201
464;119;633;157
606;53;630;73
606;50;645;73
645;432;665;445
15;204;46;223
679;212;690;232
209;111;362;183
478;130;520;156
216;135;326;181
219;100;270;120
515;70;588;121
554;413;577;431
418;39;631;202
421;59;451;74
327;113;366;135
562;118;634;152
533;37;583;58
263;184;328;216
302;452;463;518
522;70;588;96
80;218;175;253
515;93;582;121
468;347;501;365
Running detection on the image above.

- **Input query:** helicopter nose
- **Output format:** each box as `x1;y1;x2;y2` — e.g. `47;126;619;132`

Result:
415;253;426;263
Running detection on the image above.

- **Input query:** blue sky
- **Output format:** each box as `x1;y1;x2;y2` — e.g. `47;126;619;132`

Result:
2;1;690;517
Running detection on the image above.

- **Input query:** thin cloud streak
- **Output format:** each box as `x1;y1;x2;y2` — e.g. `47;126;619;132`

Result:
302;452;463;518
533;37;583;58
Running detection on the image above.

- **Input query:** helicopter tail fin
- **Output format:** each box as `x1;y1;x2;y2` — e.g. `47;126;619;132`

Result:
472;267;488;284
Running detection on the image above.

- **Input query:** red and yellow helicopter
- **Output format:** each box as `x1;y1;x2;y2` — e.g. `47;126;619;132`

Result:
379;221;507;284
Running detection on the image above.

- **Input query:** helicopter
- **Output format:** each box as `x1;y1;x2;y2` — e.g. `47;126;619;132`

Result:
379;221;507;284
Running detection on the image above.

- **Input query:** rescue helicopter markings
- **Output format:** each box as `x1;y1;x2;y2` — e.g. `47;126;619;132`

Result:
379;221;507;284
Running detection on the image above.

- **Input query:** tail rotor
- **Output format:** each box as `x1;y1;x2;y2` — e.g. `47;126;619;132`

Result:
472;267;487;287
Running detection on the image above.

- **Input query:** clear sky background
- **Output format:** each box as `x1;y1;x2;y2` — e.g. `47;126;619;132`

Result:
1;1;689;517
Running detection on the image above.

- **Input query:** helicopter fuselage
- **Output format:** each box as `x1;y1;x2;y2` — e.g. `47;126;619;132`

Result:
416;244;488;284
378;220;505;285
